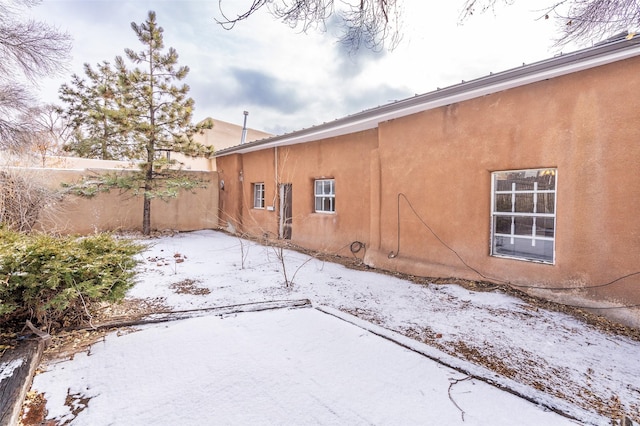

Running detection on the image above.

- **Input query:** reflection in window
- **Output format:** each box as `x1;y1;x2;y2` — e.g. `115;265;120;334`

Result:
253;182;265;209
491;169;556;263
314;179;335;213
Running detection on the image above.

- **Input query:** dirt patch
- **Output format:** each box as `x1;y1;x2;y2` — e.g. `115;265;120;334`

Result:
89;297;169;326
41;329;108;362
169;279;211;296
64;389;91;419
340;307;384;325
19;391;49;425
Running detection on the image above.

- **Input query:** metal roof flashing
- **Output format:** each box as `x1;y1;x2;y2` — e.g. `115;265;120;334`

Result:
215;37;640;157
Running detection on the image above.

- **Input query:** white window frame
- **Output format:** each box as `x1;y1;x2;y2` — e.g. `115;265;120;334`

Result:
253;182;265;209
490;168;557;264
314;179;335;213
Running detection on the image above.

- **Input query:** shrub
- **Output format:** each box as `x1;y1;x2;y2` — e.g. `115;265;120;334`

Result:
0;229;144;330
0;169;60;232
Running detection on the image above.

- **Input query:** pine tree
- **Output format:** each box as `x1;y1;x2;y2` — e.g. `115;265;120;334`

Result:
62;11;213;235
59;62;134;160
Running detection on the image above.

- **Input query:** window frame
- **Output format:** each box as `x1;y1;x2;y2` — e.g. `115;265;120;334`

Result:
253;182;265;209
314;179;335;214
490;168;557;264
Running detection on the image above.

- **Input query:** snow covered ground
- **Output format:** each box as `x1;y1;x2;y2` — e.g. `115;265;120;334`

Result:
30;230;639;424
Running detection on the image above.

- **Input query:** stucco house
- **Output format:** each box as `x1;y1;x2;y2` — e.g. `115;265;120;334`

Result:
214;35;640;327
174;117;273;171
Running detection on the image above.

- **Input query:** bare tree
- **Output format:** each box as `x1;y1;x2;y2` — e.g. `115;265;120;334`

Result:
460;0;640;46
0;83;33;148
0;0;71;148
15;104;70;166
216;0;402;51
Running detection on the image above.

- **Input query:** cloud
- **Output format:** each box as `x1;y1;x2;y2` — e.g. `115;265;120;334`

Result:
223;68;307;114
327;15;388;77
30;0;573;138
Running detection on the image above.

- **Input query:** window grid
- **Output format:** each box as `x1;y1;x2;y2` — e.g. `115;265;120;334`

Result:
493;182;555;245
253;183;265;209
491;169;556;263
314;179;335;213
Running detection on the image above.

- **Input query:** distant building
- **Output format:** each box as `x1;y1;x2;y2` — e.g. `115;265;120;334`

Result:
176;118;272;171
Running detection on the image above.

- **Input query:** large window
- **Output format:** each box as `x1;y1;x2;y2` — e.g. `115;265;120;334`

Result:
253;182;265;209
491;169;556;263
314;179;335;213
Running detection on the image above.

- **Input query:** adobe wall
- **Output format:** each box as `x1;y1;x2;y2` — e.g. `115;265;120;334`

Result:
365;55;640;325
22;168;219;234
216;130;378;255
279;130;377;254
215;56;640;327
217;153;245;235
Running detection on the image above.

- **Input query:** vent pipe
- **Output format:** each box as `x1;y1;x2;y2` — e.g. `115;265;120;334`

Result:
240;111;249;144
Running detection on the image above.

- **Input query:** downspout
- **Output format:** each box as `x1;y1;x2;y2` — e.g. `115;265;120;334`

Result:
275;146;281;238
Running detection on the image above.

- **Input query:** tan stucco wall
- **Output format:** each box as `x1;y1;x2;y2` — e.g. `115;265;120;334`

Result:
216;55;640;327
217;130;378;255
24;168;219;234
365;55;640;325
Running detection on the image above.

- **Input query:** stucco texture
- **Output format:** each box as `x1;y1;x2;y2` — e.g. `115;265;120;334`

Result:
216;56;640;326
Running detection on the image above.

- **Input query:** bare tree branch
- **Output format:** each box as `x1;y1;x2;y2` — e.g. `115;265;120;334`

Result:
460;0;640;47
0;83;34;148
0;0;72;82
216;0;402;51
551;0;640;46
0;0;71;150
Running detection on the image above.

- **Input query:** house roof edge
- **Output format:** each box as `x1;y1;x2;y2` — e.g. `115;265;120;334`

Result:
215;36;640;157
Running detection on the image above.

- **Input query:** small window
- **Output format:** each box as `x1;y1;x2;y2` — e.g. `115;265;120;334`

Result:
314;179;335;213
491;169;556;263
253;183;265;209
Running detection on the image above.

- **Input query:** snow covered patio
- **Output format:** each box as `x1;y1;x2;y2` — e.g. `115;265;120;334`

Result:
26;230;639;424
33;305;579;425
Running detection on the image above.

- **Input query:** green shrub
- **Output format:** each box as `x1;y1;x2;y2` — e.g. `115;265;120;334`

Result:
0;229;145;330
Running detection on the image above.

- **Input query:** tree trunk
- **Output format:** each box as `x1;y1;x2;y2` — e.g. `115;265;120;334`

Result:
142;143;154;235
142;192;151;235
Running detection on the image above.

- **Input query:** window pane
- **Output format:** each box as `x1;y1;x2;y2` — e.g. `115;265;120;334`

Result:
514;193;534;213
254;183;264;208
536;171;556;190
491;168;556;263
494;216;511;234
495;174;514;191
493;236;553;262
314;180;335;213
515;179;534;191
495;194;512;212
514;216;533;235
536;217;555;237
537;193;555;214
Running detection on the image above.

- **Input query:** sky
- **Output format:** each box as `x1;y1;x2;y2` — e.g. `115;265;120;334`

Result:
26;0;582;135
26;229;638;424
